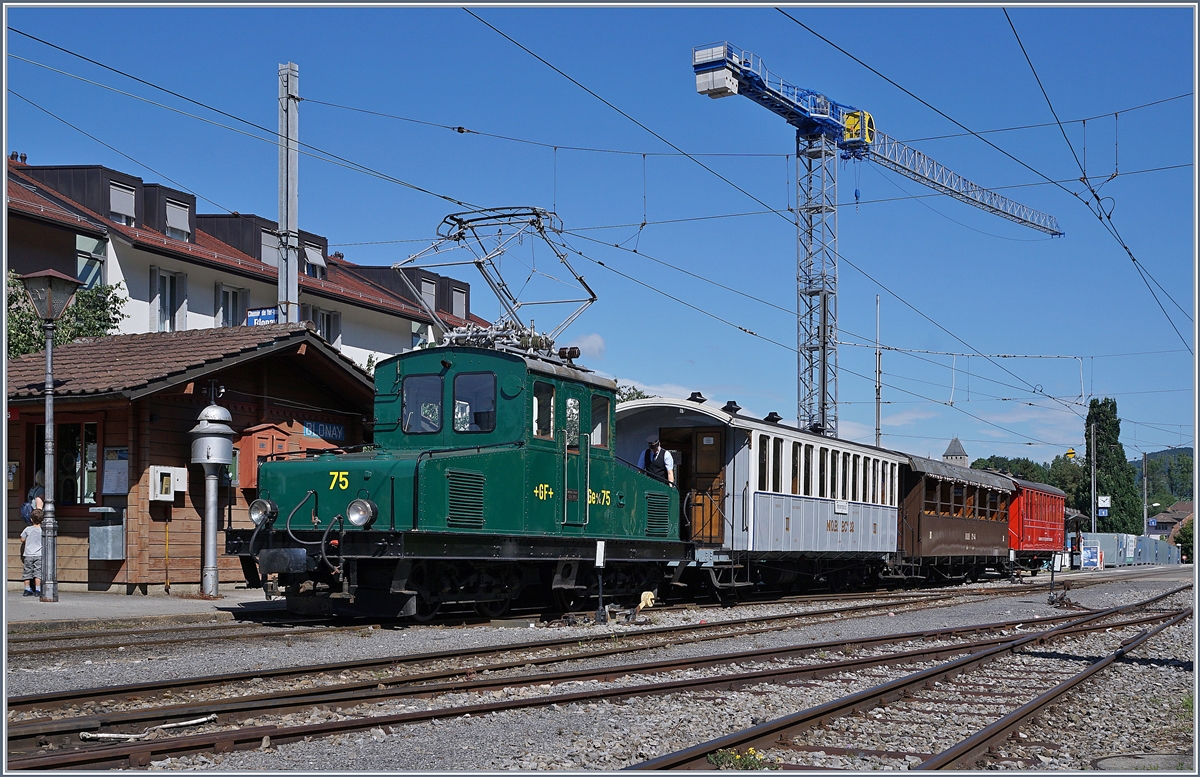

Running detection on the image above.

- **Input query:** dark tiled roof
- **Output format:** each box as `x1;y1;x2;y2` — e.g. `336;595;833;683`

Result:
7;176;109;235
6;323;369;400
7;161;479;328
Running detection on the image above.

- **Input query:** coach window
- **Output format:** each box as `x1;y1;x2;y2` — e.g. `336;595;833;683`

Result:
924;478;938;514
453;373;496;433
890;463;897;506
804;445;814;496
758;435;769;491
850;455;859;501
818;448;828;498
871;460;879;504
402;375;442;434
772;437;783;493
841;453;849;500
831;451;841;499
790;442;800;494
590;395;610;448
533;382;555;438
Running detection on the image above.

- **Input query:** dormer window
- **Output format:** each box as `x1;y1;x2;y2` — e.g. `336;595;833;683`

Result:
304;243;327;279
110;182;136;226
165;199;190;241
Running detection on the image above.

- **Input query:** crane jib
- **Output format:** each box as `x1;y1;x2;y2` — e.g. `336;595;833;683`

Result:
692;40;1063;236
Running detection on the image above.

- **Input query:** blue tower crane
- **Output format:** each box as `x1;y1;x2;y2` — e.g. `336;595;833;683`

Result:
693;41;1063;438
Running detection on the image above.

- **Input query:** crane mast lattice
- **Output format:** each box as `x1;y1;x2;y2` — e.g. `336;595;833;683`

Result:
693;41;1063;438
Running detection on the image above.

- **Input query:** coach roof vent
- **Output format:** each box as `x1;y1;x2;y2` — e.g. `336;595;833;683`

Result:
687;391;706;403
763;411;783;423
721;400;741;414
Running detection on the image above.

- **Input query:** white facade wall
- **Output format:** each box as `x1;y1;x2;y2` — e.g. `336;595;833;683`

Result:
106;239;417;369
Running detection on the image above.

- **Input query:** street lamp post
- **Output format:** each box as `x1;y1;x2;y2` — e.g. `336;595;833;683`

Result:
19;270;83;603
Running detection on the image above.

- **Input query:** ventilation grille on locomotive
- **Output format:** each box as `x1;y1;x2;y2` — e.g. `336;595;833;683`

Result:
446;469;486;529
645;492;670;536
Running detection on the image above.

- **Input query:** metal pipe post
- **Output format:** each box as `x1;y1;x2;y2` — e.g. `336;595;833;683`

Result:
41;321;58;602
875;294;881;448
201;464;220;596
1142;451;1148;536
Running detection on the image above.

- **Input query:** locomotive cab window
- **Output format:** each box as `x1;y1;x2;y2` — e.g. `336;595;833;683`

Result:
452;373;496;433
565;397;580;448
402;375;442;434
533;382;554;438
590;395;610;448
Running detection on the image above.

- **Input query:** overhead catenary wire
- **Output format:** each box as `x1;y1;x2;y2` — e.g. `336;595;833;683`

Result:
7;31;486;213
1001;9;1193;351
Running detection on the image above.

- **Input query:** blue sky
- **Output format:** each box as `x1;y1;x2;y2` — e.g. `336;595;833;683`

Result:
4;5;1195;464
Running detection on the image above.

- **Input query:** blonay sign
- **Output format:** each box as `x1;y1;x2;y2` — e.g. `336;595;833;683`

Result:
247;307;277;326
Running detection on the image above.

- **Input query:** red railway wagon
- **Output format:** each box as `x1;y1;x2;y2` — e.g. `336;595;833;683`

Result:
1008;477;1066;572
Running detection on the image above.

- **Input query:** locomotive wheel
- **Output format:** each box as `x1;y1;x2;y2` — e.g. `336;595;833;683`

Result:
407;562;442;623
474;598;512;618
410;597;442;623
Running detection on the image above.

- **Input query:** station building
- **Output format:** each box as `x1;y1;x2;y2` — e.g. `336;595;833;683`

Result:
6;324;373;593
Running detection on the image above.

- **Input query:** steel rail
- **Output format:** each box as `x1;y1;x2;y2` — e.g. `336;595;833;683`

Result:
6;592;956;712
915;607;1194;770
626;584;1191;770
14;608;1143;752
7;604;1186;768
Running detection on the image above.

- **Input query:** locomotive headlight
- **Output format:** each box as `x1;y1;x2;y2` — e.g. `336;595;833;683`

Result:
249;499;278;527
346;498;378;527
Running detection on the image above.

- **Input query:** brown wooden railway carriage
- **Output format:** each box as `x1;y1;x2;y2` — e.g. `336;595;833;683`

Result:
897;456;1014;582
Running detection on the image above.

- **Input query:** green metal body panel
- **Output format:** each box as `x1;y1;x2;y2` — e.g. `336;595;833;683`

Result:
253;346;679;547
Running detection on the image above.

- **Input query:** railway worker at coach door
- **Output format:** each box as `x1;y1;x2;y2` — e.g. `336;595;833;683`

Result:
638;434;675;487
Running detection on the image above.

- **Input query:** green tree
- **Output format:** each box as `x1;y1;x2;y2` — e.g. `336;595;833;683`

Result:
1173;517;1193;563
7;270;128;360
616;383;654;403
970;455;1049;482
1086;397;1141;533
1046;454;1089;512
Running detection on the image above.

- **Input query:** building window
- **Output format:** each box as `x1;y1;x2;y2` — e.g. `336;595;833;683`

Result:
216;284;248;327
533;382;554;438
453;373;496;433
151;266;186;332
260;230;280;267
165;199;190;241
109;182;135;226
590;395;610;448
34;422;98;506
76;235;106;290
316;309;341;345
452;288;467;319
304;243;327;279
421;279;437;311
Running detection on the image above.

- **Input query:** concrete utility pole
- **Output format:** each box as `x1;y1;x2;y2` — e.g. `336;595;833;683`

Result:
278;62;300;323
1090;422;1097;534
1142;451;1148;536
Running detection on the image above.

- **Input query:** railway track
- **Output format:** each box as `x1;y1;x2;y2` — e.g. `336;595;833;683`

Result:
6;584;1190;770
5;568;1156;658
631;588;1193;770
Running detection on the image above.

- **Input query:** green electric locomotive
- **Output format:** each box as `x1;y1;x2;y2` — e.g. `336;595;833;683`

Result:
226;342;684;619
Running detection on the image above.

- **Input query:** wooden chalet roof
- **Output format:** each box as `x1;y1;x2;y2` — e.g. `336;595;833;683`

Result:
6;323;371;402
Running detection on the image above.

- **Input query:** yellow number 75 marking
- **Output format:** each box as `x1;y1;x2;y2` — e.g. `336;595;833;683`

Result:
329;471;349;490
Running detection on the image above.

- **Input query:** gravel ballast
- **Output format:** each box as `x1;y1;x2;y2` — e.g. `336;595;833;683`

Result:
7;570;1194;771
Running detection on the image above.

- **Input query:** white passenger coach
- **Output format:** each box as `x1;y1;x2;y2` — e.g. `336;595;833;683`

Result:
616;395;907;591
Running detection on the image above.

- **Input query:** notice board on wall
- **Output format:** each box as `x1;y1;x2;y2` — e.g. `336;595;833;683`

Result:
102;448;129;494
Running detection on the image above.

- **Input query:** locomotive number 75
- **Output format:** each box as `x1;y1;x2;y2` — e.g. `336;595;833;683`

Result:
329;471;350;490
